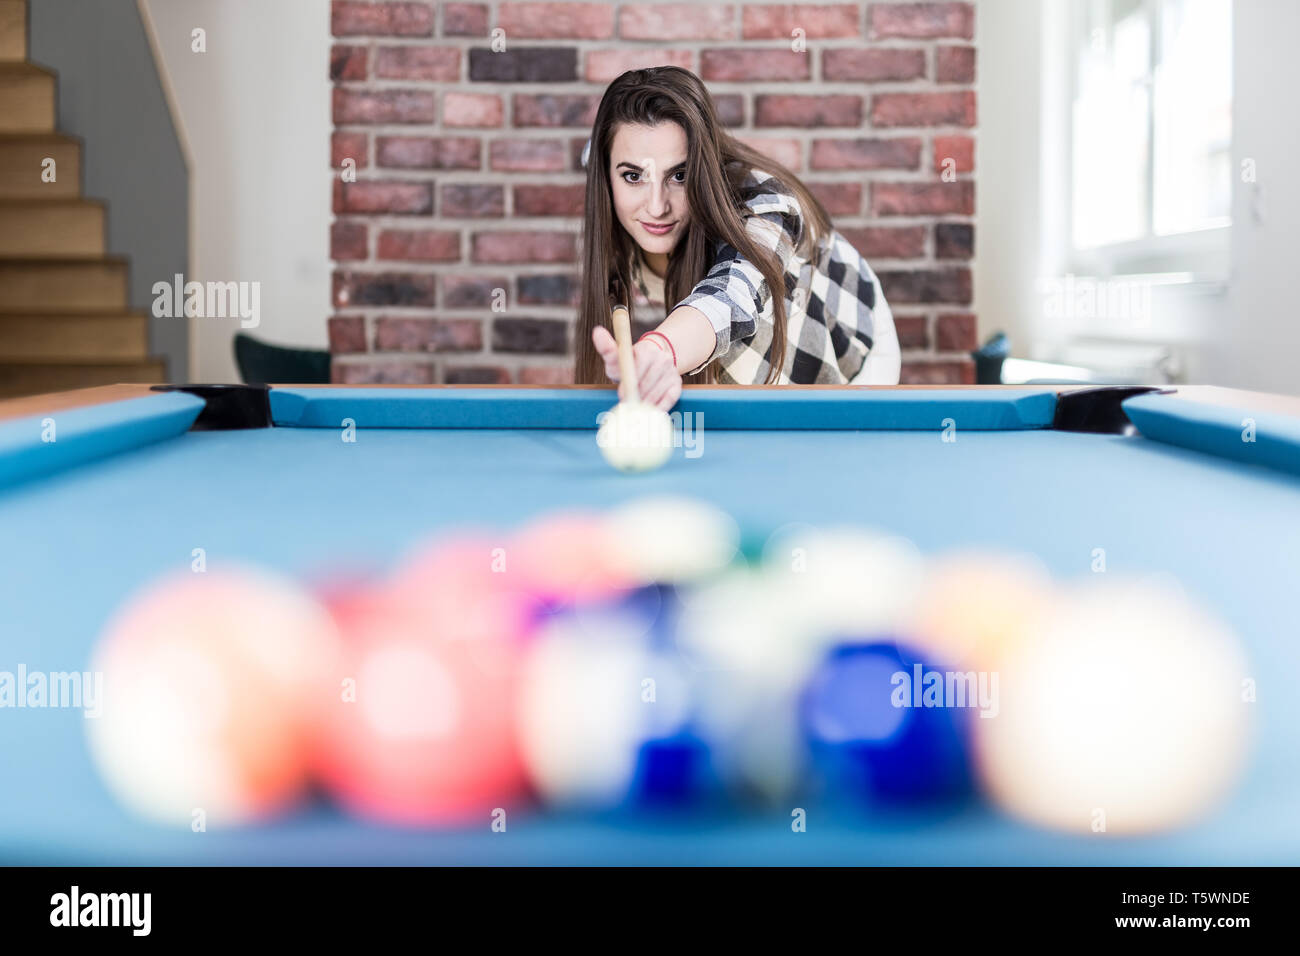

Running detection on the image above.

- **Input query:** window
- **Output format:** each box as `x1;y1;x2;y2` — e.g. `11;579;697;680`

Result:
1067;0;1232;276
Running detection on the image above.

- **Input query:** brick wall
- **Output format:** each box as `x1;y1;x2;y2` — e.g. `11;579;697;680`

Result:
329;1;977;385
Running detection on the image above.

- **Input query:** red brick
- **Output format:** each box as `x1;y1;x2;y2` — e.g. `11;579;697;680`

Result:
620;4;735;40
374;46;460;81
331;220;368;260
443;92;503;127
871;91;975;127
514;183;585;217
492;317;569;353
443;275;508;308
328;316;367;353
374;317;482;351
899;358;975;384
806;181;861;216
872;181;974;216
734;136;803;170
518;274;579;305
755;94;862;128
334;180;433;215
445;365;512;384
823;47;925;82
443;2;489;36
811;137;921;170
743;4;859;38
519;364;576;384
497;2;615;38
839;225;926;260
869;2;974;40
376;135;479;169
489;139;569;172
513;94;602;128
330;45;368;81
933;134;974;172
585;48;693;83
332;88;435;124
468;48;577;82
331;2;433;37
332;131;368;168
472;231;577;263
714;94;745;127
875;268;972;305
935;312;977;350
377;229;461;262
935;222;974;259
333;271;437;308
936;45;976;83
700;49;810;82
332;360;435;384
893;314;929;349
442;183;505;217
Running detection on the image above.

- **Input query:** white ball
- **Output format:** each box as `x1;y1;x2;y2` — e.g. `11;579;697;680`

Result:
604;495;740;584
597;402;673;473
974;577;1251;835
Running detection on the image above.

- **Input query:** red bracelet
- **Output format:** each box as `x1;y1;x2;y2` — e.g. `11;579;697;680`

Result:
638;331;677;368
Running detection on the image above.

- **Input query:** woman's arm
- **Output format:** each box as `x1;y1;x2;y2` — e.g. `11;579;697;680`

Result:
591;305;713;410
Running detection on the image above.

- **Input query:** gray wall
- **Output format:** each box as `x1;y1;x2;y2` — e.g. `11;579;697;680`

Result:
28;0;189;380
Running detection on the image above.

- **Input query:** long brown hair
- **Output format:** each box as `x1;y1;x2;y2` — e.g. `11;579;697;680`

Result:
573;66;832;385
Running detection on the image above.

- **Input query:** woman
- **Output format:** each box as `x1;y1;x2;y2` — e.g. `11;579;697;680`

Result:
574;66;901;410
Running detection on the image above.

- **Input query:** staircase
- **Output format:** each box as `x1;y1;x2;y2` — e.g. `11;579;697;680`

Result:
0;0;164;397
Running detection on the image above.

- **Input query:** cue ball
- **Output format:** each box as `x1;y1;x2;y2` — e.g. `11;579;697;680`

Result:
974;578;1251;835
597;402;673;473
86;568;341;826
311;582;525;825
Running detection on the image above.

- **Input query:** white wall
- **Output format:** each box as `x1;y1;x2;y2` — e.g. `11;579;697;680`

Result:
977;0;1300;395
141;0;331;383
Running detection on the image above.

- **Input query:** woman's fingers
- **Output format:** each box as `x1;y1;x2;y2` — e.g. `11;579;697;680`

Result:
592;326;620;381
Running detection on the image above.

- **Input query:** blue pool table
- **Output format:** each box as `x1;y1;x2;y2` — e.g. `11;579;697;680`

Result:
1;382;1298;865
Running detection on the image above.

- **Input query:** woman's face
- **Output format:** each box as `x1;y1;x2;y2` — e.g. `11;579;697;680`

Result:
608;121;691;257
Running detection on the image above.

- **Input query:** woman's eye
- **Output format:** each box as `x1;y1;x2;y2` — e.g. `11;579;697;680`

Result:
672;170;686;183
622;171;641;184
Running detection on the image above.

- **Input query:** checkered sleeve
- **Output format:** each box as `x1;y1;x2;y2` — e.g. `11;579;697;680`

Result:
678;175;804;373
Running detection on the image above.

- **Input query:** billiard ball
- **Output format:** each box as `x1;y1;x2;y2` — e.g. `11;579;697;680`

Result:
800;641;973;806
762;525;926;640
86;567;341;826
603;495;740;585
906;551;1058;667
973;577;1251;834
597;401;673;473
311;580;525;825
507;510;633;606
516;589;709;810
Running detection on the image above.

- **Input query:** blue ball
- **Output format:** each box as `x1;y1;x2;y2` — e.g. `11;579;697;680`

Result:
800;641;974;806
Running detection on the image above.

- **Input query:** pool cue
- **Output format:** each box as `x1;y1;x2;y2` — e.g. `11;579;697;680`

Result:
610;304;641;404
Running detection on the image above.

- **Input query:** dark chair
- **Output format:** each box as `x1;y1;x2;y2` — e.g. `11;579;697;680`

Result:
233;333;331;385
971;331;1010;384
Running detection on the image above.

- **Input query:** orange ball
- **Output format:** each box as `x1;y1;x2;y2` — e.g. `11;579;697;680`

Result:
86;567;341;827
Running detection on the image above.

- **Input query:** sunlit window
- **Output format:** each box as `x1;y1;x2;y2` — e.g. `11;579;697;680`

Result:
1071;0;1232;251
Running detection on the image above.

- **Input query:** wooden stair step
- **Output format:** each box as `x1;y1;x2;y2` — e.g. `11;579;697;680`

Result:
0;258;128;312
0;199;104;257
0;359;166;398
0;0;26;62
0;312;149;362
0;63;55;134
0;134;81;198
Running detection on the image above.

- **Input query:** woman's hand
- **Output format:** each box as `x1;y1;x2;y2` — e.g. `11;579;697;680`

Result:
591;325;682;411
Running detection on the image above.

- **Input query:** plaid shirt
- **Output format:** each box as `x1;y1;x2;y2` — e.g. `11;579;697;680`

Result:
631;166;900;384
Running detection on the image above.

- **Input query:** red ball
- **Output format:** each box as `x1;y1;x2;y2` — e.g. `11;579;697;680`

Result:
310;576;527;826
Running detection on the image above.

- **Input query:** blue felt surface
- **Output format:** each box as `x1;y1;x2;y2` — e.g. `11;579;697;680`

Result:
0;392;204;489
2;416;1299;864
270;386;1060;430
